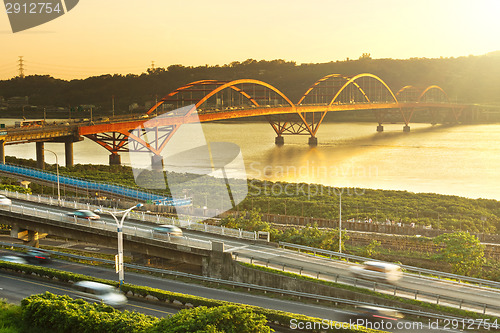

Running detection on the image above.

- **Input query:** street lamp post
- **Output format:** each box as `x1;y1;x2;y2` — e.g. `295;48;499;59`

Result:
95;204;143;287
43;149;60;204
338;189;342;253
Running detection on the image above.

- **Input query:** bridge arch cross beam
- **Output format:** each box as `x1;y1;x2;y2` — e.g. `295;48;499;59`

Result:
413;85;457;124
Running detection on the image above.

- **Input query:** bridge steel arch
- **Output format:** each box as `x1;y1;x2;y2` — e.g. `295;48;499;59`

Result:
296;73;402;134
395;85;420;102
328;73;398;105
78;75;464;164
418;85;458;124
85;79;299;161
297;74;352;105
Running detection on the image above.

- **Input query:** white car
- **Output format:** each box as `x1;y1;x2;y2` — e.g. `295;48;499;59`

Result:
0;255;28;264
0;195;12;206
350;261;403;283
153;225;183;237
72;281;127;308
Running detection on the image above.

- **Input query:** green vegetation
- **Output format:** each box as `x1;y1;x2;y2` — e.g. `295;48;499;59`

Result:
222;212;349;251
0;183;31;194
5;156;500;234
22;293;156;333
20;293;273;333
149;305;271;333
363;240;382;257
433;231;486;276
0;300;22;333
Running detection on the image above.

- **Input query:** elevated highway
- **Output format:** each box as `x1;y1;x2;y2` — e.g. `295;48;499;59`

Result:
1;194;500;316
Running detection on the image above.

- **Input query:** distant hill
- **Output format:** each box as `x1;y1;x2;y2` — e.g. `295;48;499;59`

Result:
485;50;500;57
1;55;500;117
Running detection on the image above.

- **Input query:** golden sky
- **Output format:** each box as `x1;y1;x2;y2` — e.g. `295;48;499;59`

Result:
1;0;500;80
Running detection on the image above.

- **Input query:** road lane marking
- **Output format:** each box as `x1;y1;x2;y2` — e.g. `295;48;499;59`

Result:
0;273;175;315
128;303;174;315
0;273;74;293
224;245;249;252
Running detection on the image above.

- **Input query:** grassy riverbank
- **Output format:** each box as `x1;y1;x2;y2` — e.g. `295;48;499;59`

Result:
4;156;500;234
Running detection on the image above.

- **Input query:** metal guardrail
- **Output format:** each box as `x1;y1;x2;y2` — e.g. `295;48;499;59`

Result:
0;203;213;250
0;189;258;241
278;242;500;290
0;241;491;326
0;163;190;205
233;252;500;316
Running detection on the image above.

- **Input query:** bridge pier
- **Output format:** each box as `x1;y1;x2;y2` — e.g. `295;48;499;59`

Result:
275;136;284;146
10;226;46;247
403;125;411;132
0;140;4;164
36;142;45;169
109;153;121;165
377;125;384;132
308;136;318;147
64;138;74;167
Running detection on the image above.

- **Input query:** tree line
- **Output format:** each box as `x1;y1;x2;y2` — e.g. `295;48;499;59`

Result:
1;54;500;116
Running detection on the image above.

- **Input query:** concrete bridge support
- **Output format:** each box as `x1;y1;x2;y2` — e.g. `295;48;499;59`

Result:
109;153;121;165
0;140;5;164
64;138;74;167
275;136;284;146
10;225;47;247
308;136;318;147
403;125;411;132
377;125;384;132
36;142;45;169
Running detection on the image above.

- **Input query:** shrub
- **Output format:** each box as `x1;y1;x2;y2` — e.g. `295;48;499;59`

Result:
21;293;158;333
148;305;272;333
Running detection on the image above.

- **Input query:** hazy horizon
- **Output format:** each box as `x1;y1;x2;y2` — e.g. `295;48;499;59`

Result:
2;0;500;80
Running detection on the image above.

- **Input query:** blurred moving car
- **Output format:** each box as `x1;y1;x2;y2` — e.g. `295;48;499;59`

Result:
348;305;403;323
72;281;127;308
350;261;402;283
0;255;28;264
0;195;12;206
153;225;183;237
25;249;52;264
66;210;100;220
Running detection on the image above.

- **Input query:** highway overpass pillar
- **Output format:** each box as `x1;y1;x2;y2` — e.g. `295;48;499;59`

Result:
403;125;411;132
10;226;45;247
109;153;121;165
36;142;45;169
377;125;384;132
0;140;4;164
308;136;318;146
64;138;74;167
275;136;284;146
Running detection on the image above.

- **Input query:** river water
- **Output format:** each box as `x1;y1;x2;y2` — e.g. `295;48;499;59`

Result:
4;119;500;200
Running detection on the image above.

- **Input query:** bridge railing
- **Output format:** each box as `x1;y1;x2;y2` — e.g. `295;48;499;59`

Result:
279;242;500;290
0;202;213;250
0;189;259;241
0;163;190;205
232;252;500;316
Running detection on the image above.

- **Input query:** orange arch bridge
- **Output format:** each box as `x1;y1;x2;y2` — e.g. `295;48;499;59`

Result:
78;73;466;164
